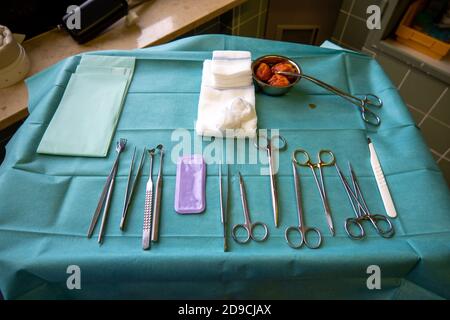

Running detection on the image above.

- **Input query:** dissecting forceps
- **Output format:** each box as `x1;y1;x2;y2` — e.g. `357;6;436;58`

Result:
87;138;127;243
219;164;229;252
120;147;146;230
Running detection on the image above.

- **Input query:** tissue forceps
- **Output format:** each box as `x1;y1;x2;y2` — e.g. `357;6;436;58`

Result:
285;160;322;249
219;164;229;252
87;138;127;241
292;149;336;236
276;71;383;126
254;134;287;227
232;172;269;244
335;162;394;240
120;147;146;230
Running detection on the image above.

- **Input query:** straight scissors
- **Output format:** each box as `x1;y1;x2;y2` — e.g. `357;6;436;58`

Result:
232;172;269;244
292;149;336;236
254;134;287;227
285;160;322;249
335;162;394;240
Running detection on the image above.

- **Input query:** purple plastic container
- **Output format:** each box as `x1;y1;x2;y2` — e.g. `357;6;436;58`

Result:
174;155;206;214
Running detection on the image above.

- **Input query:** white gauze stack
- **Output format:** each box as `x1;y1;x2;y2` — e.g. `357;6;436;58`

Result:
195;50;257;138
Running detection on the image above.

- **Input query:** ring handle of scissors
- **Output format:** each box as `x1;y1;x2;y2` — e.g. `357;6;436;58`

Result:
254;135;287;151
361;107;381;126
285;226;322;249
232;224;251;244
368;214;395;238
344;217;365;240
285;226;305;249
292;149;312;167
303;227;322;249
364;94;383;108
270;135;287;151
317;150;336;167
232;222;269;243
249;221;269;242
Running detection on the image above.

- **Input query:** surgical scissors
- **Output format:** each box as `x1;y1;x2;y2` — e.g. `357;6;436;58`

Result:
292;149;336;236
335;162;394;240
232;172;269;244
285;160;322;249
276;71;383;126
254;134;287;227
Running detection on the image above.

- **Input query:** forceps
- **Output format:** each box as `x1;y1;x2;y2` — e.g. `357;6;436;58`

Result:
292;149;336;236
120;147;146;230
232;172;269;244
254;134;287;227
335;162;394;240
285;160;322;249
277;71;383;126
88;138;127;243
219;164;229;252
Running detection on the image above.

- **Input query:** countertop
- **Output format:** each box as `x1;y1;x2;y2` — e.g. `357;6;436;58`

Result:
0;0;244;130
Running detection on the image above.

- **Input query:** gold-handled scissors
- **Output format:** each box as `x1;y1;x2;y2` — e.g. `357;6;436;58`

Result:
254;134;287;227
292;149;336;236
232;172;269;244
285;160;322;249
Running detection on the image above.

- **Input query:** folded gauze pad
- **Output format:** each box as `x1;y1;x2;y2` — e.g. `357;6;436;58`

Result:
195;50;257;138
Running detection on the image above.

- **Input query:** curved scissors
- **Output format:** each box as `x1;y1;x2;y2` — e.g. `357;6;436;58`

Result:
254;134;287;227
292;149;336;236
285;160;322;249
232;172;269;244
335;162;394;240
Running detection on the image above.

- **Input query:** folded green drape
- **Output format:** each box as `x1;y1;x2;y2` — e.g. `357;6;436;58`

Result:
37;55;135;157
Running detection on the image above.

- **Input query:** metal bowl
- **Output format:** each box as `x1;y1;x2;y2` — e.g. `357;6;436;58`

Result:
251;55;301;96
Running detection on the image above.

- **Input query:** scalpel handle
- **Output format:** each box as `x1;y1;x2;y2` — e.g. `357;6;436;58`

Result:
142;186;153;250
152;176;162;242
369;141;397;218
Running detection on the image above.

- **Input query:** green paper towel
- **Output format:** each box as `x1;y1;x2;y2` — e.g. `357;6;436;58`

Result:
37;72;129;157
37;55;135;157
